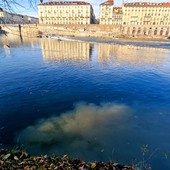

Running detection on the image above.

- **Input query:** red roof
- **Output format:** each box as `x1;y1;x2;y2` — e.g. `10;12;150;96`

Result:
124;2;170;7
39;1;90;6
100;0;114;6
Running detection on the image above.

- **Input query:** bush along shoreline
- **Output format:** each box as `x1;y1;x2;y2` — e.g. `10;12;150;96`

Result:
0;149;134;170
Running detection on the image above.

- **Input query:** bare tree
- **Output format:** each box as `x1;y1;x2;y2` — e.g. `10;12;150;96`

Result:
0;0;43;12
0;0;42;45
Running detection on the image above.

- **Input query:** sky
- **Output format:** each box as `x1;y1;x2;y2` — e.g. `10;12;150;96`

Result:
2;0;169;18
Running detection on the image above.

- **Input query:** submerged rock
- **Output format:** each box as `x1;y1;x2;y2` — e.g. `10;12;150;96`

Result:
0;149;134;170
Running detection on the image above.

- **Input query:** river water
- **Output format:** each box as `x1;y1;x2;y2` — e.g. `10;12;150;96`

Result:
0;34;170;170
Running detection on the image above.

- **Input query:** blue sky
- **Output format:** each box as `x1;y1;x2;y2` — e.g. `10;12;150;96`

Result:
3;0;169;18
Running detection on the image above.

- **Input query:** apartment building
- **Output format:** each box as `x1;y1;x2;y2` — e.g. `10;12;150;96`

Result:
38;1;95;24
122;2;170;37
112;7;123;25
122;2;170;26
99;0;123;25
0;8;38;24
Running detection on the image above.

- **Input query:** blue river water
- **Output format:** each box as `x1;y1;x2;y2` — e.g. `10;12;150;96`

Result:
0;34;170;170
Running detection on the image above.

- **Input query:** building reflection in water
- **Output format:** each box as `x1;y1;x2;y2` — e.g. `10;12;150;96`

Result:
41;39;167;65
0;33;39;58
0;33;39;47
41;39;93;62
98;43;167;65
3;45;11;58
1;33;167;65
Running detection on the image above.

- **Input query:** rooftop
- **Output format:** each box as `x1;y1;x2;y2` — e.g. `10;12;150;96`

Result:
124;2;170;7
100;0;114;6
38;1;91;6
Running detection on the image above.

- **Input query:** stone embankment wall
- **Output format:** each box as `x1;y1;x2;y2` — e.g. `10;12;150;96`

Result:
122;26;170;38
0;24;40;37
0;24;169;39
0;24;122;39
37;24;122;38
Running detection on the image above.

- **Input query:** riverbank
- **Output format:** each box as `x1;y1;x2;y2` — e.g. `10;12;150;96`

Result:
0;24;169;40
0;149;134;170
41;34;170;51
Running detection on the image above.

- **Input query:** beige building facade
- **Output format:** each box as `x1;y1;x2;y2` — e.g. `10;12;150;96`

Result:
122;2;170;37
99;0;123;25
122;2;170;26
99;1;170;37
38;1;95;25
0;8;38;24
